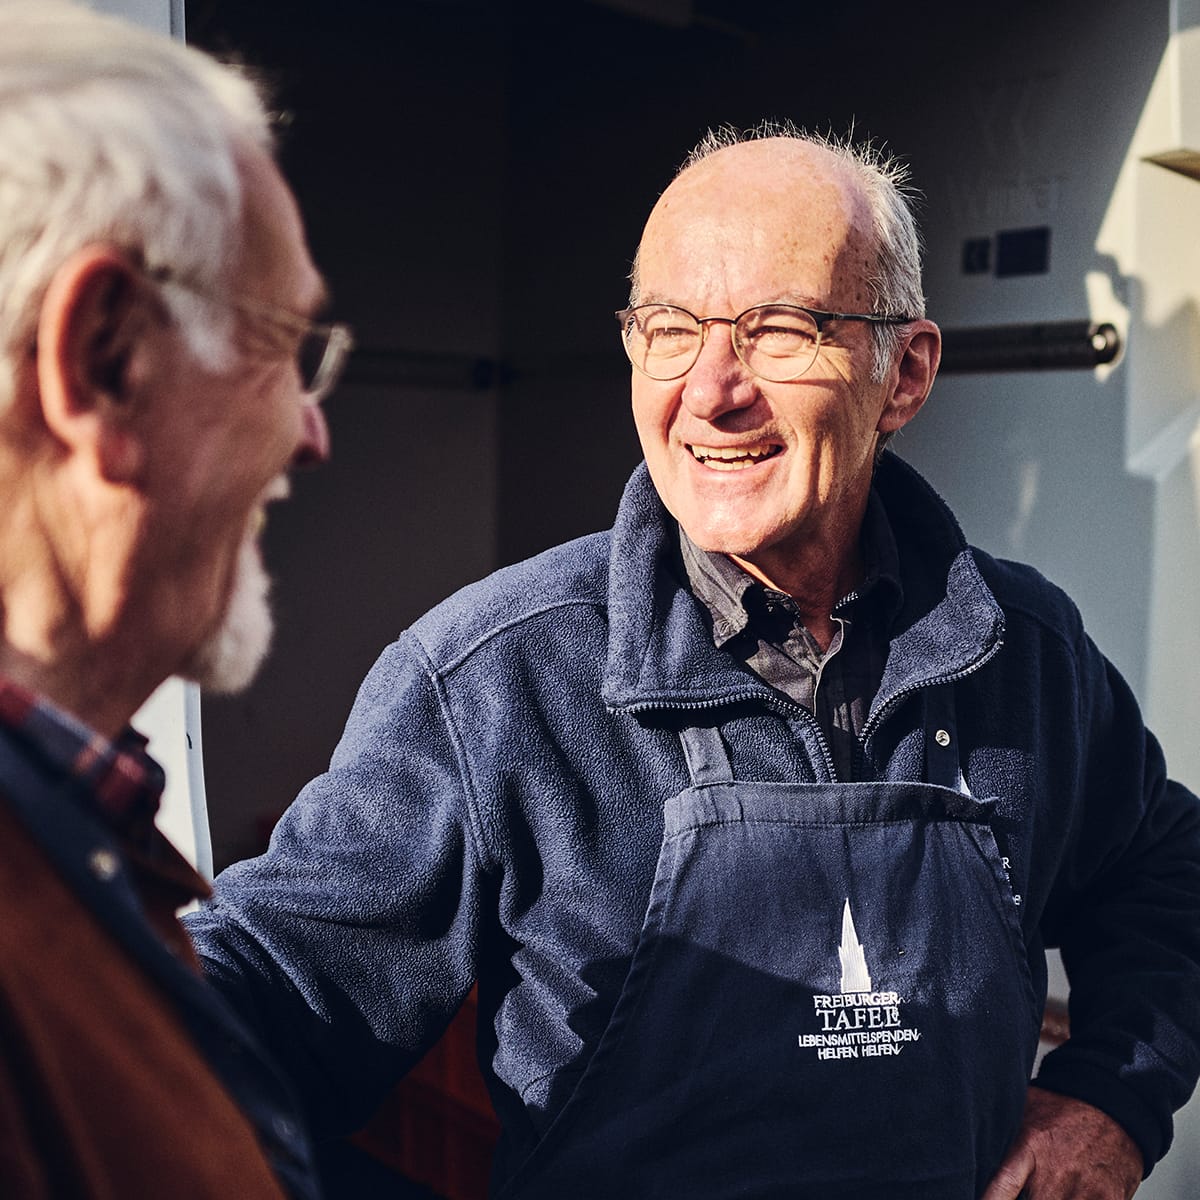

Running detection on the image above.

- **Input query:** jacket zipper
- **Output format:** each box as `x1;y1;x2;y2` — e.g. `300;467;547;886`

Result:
860;635;1005;745
623;689;839;781
621;630;1003;784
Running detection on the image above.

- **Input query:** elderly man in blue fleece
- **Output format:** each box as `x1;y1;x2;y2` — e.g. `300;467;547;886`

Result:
188;123;1200;1199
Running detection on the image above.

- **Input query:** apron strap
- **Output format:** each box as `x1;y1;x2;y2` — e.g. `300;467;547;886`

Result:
923;684;962;791
678;724;735;786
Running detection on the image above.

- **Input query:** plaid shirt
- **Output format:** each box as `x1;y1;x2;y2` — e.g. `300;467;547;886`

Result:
0;677;166;849
679;487;903;781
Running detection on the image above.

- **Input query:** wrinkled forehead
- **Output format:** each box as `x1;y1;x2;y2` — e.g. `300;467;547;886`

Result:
637;139;875;310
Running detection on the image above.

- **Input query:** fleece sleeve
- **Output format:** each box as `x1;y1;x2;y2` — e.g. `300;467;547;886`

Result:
185;630;489;1137
1035;629;1200;1174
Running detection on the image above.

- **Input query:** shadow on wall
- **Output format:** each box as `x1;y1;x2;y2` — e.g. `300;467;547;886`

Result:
192;0;984;869
201;384;499;868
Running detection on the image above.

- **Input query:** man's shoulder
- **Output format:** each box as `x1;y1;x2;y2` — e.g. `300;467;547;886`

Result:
406;529;614;671
877;454;1086;654
969;545;1085;651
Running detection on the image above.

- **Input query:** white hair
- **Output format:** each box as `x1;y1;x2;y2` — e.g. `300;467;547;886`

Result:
0;0;274;407
180;529;275;695
630;120;928;384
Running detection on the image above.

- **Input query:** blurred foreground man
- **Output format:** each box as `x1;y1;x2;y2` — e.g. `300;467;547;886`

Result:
190;123;1200;1199
0;3;346;1195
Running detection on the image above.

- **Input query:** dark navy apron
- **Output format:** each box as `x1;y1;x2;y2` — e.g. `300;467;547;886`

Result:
499;689;1042;1199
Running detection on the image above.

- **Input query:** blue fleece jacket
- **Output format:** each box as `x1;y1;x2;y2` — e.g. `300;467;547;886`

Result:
188;453;1200;1185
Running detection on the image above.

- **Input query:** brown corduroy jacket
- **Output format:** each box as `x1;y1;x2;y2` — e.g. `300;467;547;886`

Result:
0;792;296;1198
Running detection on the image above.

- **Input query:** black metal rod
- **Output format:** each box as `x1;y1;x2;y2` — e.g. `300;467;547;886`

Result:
340;320;1122;388
342;349;508;391
939;320;1121;374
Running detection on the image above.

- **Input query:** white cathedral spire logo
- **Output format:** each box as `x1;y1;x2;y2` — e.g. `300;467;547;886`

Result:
838;898;872;993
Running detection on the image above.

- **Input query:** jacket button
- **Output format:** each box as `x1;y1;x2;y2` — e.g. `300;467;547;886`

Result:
87;848;120;881
934;729;952;747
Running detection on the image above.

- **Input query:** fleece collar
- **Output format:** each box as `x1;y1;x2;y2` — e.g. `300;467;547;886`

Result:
601;455;1005;722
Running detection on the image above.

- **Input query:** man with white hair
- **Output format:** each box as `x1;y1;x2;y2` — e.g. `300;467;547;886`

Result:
192;123;1200;1199
0;3;346;1195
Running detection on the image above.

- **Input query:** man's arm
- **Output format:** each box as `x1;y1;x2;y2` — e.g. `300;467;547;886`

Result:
1044;645;1200;1161
186;631;488;1136
993;626;1200;1195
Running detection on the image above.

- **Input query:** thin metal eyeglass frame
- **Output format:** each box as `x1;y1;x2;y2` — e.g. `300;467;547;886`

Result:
615;302;917;382
146;266;355;403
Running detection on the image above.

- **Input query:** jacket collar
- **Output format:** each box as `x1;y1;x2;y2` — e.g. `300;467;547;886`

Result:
601;455;1005;723
865;454;1005;732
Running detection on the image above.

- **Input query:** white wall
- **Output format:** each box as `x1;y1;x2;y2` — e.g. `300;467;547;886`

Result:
91;0;178;36
871;2;1200;1191
887;0;1199;791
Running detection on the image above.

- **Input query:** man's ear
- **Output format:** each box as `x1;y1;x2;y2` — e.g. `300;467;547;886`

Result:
878;319;942;435
35;246;156;483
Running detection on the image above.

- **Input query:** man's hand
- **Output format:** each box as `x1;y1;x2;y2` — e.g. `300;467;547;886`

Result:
982;1086;1143;1199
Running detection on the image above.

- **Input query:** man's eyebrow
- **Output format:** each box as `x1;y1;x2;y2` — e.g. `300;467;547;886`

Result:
764;293;826;309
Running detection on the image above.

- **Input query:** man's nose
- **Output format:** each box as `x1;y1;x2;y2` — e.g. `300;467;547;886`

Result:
292;401;331;467
680;322;758;420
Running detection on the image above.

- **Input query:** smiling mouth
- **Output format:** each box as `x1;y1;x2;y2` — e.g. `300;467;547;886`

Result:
249;476;292;538
688;441;782;470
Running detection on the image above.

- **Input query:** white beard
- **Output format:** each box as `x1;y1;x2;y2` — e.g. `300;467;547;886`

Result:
180;536;274;695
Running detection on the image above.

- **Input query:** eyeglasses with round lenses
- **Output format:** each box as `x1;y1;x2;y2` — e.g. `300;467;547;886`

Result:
616;302;915;383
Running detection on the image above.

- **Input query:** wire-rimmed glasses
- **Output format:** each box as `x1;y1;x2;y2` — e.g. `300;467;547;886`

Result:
226;292;355;404
616;302;915;383
148;266;354;403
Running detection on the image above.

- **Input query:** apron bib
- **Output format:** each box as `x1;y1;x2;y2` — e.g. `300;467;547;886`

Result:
501;692;1041;1199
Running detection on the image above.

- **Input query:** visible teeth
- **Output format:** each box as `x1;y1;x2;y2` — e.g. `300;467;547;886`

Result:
689;442;779;470
250;476;289;538
262;475;290;504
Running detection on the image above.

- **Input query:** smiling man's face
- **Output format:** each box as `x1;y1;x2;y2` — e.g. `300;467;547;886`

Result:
156;145;330;692
630;138;903;594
